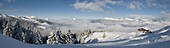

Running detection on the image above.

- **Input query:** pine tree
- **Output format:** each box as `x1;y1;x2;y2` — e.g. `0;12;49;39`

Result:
102;33;106;39
21;32;26;43
47;30;59;44
35;30;43;44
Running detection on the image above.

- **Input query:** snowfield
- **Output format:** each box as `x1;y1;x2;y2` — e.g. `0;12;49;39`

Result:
1;25;170;48
84;32;141;43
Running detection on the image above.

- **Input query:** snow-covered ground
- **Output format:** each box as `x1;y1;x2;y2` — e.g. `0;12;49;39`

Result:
84;32;142;43
0;33;86;48
1;25;170;48
83;25;170;48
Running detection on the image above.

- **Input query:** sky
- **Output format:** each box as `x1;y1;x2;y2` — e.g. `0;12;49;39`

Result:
0;0;170;19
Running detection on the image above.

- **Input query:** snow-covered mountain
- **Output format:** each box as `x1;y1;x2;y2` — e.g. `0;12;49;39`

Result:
0;14;93;44
0;14;170;48
0;14;50;44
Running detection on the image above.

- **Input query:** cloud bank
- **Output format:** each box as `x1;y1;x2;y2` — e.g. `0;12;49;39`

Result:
72;0;170;14
159;11;170;21
48;16;170;33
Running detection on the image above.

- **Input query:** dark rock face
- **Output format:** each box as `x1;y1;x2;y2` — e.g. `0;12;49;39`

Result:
0;14;94;44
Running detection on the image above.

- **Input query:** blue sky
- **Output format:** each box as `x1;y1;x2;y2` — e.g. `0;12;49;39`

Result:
0;0;170;19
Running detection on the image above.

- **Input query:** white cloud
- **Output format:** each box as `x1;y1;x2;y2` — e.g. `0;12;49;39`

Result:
72;0;115;15
128;14;155;19
128;3;141;9
161;11;170;16
48;17;169;33
72;0;143;12
126;1;144;10
72;1;104;12
160;11;170;21
6;0;15;2
129;14;152;17
0;9;18;12
145;0;170;9
72;0;170;12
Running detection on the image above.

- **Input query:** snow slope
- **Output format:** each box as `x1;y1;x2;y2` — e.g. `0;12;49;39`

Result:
84;25;170;47
0;34;30;48
84;32;142;43
0;34;86;48
1;25;170;48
